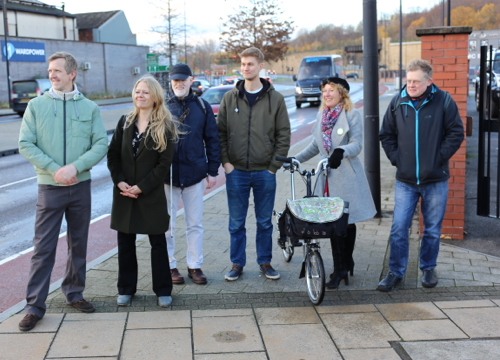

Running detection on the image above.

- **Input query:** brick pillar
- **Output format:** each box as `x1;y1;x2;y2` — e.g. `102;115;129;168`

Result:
416;26;472;240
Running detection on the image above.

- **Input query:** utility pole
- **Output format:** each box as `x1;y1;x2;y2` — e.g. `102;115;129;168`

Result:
2;0;12;108
363;0;381;217
447;0;451;26
399;0;403;91
62;2;67;39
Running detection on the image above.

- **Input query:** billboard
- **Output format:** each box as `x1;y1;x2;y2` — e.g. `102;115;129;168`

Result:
1;41;46;62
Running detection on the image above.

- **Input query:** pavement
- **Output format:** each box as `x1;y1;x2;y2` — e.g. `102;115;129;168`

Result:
1;85;500;359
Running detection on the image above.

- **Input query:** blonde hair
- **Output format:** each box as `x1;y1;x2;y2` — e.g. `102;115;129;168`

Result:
319;82;354;112
125;76;180;152
239;47;264;63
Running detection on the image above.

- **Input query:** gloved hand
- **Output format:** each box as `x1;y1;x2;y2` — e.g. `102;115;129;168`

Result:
282;157;295;170
328;148;344;169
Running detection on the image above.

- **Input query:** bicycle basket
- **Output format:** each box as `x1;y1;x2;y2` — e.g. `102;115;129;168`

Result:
278;197;349;240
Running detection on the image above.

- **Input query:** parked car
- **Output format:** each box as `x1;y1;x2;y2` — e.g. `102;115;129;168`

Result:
191;79;211;95
11;79;51;116
475;50;500;119
346;72;358;79
200;85;233;118
222;77;243;85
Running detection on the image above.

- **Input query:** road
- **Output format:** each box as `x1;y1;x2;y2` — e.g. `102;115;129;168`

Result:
0;83;365;262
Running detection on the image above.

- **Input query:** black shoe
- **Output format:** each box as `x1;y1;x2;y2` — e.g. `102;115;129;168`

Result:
376;271;402;292
422;269;438;288
19;313;41;331
326;271;349;289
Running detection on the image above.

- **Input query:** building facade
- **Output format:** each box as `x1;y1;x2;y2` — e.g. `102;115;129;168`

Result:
0;1;148;102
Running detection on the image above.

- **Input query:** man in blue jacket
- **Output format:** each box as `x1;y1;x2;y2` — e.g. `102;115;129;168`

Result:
378;59;464;292
164;63;220;285
18;52;108;331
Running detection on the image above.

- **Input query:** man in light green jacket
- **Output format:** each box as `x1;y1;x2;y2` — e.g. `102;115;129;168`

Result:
17;52;107;331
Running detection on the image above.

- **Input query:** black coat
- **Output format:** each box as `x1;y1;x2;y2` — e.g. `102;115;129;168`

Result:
107;116;174;234
164;90;220;189
379;84;464;186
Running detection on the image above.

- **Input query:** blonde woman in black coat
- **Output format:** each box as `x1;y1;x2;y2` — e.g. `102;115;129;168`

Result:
107;75;179;308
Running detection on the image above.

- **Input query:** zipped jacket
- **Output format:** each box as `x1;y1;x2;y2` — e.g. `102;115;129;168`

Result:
164;89;220;189
217;78;291;172
379;84;464;186
19;90;108;185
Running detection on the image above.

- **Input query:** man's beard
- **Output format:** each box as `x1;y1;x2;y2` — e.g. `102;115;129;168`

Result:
173;87;189;98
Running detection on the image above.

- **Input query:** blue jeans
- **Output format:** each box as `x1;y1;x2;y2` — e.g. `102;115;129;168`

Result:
225;169;276;267
389;180;448;278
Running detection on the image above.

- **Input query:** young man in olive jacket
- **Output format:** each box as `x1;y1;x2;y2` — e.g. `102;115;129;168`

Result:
18;52;108;331
164;63;220;285
378;59;464;292
217;47;291;281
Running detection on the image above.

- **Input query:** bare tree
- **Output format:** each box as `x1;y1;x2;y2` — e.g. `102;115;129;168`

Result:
150;0;185;69
220;0;294;62
190;39;219;74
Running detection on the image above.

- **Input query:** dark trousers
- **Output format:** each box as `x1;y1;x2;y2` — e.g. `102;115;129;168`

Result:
117;232;172;297
25;180;91;318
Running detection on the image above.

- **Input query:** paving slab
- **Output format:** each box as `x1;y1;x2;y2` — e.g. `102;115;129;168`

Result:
400;340;500;360
194;353;268;360
316;304;378;314
340;348;402;360
320;312;400;349
126;310;191;329
48;358;117;360
254;307;321;325
0;333;54;360
376;302;447;321
434;299;497;309
192;315;264;354
260;323;341;360
192;309;253;317
0;313;63;333
120;328;192;360
47;317;126;358
442;307;500;338
390;319;468;341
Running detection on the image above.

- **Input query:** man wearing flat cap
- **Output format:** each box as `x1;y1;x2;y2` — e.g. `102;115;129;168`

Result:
164;63;220;285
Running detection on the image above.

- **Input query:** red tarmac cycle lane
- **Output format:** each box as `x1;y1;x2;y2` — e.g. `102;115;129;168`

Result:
0;85;388;314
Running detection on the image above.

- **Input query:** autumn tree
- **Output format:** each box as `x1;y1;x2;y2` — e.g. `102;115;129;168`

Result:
451;6;477;27
407;17;426;39
474;4;498;30
220;0;294;62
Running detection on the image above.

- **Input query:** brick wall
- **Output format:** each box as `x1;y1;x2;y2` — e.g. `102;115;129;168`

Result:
416;27;472;240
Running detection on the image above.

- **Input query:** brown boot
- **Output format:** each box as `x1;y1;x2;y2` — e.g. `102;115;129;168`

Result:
187;268;207;284
170;268;185;284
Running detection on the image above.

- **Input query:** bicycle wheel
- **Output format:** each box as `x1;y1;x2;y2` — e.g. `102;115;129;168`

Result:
305;249;325;305
282;237;294;262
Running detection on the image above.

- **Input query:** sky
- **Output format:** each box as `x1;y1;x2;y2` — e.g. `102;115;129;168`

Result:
43;0;443;47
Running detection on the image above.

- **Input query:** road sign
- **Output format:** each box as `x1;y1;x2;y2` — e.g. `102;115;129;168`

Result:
146;53;170;72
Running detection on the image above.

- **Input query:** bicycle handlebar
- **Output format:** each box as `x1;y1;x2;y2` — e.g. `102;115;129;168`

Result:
276;156;329;175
